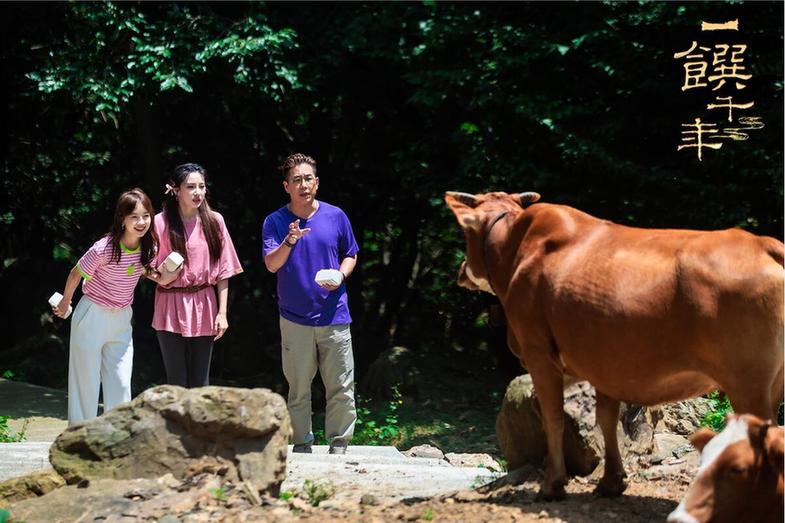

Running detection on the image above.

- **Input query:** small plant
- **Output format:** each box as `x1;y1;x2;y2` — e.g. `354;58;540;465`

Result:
0;416;27;443
279;490;294;501
1;369;26;382
421;507;435;521
701;391;733;432
208;486;228;503
302;479;335;507
352;385;403;445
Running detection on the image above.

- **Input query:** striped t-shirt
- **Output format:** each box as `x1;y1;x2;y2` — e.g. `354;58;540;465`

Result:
77;236;144;308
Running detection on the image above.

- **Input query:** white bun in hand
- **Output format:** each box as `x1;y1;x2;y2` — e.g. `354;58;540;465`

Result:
49;292;72;319
315;269;344;286
164;252;184;272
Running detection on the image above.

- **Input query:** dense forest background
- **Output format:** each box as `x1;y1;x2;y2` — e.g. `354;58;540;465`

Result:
1;2;782;398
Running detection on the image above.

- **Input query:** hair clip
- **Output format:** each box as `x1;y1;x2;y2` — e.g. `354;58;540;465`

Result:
164;183;175;196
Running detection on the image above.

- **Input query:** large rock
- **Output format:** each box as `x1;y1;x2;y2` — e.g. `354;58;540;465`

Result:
0;470;65;507
49;385;291;496
360;346;421;400
496;375;658;476
656;398;713;436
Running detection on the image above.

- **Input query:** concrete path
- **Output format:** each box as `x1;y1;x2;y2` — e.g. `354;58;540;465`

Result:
0;379;68;442
0;380;500;501
281;445;498;502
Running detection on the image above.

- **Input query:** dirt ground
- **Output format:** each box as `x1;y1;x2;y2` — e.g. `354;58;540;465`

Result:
285;475;688;523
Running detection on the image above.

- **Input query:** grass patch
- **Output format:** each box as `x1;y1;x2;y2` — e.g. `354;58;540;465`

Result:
0;416;27;443
311;350;511;460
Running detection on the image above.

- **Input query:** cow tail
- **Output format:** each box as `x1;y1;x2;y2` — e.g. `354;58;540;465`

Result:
763;236;785;267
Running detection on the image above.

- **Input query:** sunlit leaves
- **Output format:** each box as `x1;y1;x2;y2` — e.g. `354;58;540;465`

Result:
26;3;301;124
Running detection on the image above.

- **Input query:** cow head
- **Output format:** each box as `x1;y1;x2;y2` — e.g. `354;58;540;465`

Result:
445;191;540;295
668;413;784;523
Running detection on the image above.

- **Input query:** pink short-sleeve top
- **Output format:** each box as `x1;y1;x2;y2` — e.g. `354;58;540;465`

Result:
77;236;143;308
152;211;243;337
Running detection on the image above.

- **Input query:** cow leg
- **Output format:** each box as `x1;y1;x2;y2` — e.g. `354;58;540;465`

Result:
530;367;567;500
594;391;628;497
728;388;775;422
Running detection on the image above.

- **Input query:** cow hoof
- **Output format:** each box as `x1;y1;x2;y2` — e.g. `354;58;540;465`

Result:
595;475;628;498
537;482;567;501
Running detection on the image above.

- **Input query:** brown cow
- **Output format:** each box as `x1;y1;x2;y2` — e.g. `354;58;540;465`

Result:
668;414;784;523
445;191;784;500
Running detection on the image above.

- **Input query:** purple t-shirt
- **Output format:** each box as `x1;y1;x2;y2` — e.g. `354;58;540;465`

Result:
262;201;359;326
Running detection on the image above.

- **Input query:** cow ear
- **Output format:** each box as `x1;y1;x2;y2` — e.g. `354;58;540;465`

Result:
690;427;717;452
445;192;483;230
764;426;784;475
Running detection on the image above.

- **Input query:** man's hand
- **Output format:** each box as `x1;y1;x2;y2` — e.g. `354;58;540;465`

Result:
286;219;311;245
318;271;346;292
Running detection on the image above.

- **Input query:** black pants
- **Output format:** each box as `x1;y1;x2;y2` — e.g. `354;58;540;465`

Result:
156;331;214;388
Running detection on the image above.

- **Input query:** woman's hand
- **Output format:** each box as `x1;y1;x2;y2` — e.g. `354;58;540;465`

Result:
156;263;183;286
53;297;71;319
214;312;229;341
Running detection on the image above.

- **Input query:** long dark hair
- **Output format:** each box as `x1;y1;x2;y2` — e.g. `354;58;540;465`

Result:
107;188;158;270
162;163;223;265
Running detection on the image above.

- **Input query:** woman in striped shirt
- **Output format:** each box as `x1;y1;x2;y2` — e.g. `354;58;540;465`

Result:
52;188;181;425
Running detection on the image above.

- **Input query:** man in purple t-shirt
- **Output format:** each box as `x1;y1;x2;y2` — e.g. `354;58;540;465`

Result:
262;153;359;455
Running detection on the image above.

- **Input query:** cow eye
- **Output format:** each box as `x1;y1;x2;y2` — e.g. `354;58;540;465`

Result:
728;465;748;475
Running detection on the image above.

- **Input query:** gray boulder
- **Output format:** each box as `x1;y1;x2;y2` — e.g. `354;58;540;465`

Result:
50;385;291;496
496;375;658;476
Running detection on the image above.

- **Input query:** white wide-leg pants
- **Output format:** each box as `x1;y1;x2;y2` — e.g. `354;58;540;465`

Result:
67;296;134;425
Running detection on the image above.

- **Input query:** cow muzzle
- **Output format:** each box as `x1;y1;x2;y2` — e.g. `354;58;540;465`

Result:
457;260;478;290
457;260;496;294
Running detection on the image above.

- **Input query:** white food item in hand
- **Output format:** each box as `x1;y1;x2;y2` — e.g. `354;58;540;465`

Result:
49;292;73;318
315;269;344;286
164;252;184;272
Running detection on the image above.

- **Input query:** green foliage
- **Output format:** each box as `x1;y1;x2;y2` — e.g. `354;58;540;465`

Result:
353;386;403;445
1;369;25;382
208;486;228;503
301;479;335;507
27;3;300;123
701;391;734;432
279;490;294;502
312;385;404;446
0;416;27;443
421;507;435;521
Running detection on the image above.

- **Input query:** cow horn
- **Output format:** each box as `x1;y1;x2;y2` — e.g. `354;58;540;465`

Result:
446;191;479;207
519;192;541;206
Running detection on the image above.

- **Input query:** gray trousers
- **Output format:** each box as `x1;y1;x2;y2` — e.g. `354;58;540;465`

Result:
280;316;356;445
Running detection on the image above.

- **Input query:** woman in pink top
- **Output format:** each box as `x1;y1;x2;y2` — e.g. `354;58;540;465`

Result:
153;163;243;388
53;188;180;425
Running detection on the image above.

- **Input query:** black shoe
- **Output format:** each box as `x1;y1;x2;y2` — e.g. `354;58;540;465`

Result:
328;440;348;455
293;443;312;453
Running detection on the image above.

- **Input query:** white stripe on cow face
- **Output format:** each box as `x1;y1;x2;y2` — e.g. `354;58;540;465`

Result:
667;502;700;523
465;264;495;295
697;417;749;474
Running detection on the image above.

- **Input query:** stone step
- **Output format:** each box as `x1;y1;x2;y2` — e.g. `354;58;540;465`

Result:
0;443;52;482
